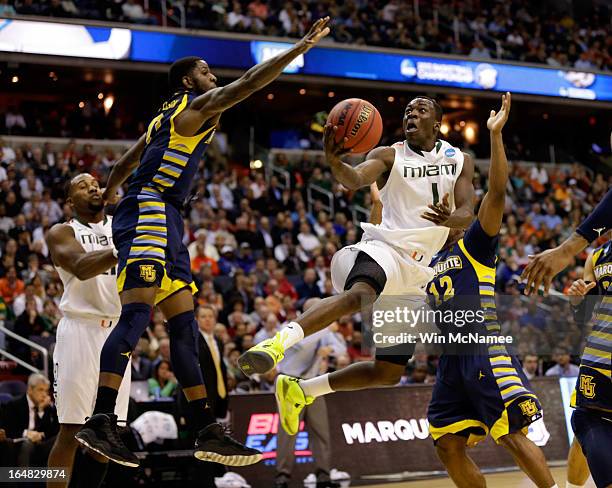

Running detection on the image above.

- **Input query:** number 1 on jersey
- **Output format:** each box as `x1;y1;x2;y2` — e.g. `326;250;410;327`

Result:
432;182;439;205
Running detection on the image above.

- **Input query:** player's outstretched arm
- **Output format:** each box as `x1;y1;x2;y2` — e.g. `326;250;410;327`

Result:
479;92;511;236
102;134;146;203
188;17;330;122
46;224;117;281
323;124;394;190
522;187;612;295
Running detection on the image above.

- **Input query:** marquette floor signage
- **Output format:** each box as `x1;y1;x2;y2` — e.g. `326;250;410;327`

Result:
341;418;430;444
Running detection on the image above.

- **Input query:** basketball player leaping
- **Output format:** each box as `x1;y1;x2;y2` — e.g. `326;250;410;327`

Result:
239;96;475;399
46;174;130;488
74;18;331;467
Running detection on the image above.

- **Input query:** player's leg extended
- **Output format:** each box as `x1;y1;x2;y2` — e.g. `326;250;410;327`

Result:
76;286;156;467
497;432;557;488
48;424;80;488
566;438;590;488
158;288;262;466
240;282;376;375
435;434;486;488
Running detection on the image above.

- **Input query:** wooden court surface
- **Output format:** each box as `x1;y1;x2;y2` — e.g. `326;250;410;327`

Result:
364;466;596;487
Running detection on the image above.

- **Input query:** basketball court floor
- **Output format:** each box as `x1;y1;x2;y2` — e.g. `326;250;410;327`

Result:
364;467;596;487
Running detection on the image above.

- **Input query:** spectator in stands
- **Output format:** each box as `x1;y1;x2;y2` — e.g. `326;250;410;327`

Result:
0;0;16;16
469;40;491;59
12;281;44;317
0;373;59;466
296;268;323;304
0;266;25;306
122;0;156;24
545;347;580;377
131;338;154;382
254;313;281;344
196;305;229;419
218;245;239;276
521;353;539;380
148;359;178;398
153;337;172;367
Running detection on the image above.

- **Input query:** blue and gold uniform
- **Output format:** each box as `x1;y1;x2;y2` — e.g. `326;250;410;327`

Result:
571;240;612;488
427;220;542;446
113;90;216;304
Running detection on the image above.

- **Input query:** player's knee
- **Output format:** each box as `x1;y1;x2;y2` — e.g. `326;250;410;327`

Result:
374;361;404;385
498;432;525;453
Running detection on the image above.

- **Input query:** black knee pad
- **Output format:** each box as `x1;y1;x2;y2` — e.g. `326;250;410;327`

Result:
167;311;204;389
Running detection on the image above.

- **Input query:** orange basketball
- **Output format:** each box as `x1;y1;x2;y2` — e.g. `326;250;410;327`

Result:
327;98;383;154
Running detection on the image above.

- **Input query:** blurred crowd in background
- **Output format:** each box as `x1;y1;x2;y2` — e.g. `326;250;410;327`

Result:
0;134;609;400
0;0;610;71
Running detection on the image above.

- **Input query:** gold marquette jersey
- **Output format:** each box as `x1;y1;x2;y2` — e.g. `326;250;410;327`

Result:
573;240;612;413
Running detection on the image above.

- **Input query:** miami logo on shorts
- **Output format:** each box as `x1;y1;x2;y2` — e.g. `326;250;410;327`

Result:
579;374;596;399
139;264;157;283
518;398;539;418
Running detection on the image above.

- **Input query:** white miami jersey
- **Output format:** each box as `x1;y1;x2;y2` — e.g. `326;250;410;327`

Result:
361;139;464;263
56;217;121;320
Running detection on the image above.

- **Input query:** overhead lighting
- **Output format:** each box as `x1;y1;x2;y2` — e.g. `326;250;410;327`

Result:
459;120;466;127
103;95;114;113
11;76;18;83
464;123;477;143
328;91;335;97
440;122;450;135
299;88;306;95
250;159;263;169
387;96;395;102
266;93;274;100
98;92;104;100
78;101;85;109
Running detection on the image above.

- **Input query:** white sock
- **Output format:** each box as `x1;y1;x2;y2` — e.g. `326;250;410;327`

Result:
566;483;583;488
278;321;304;350
300;373;334;399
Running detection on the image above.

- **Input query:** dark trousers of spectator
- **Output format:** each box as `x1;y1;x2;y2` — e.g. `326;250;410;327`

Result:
276;397;331;483
15;437;56;467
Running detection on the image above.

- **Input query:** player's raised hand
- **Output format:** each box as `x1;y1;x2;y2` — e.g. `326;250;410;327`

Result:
567;279;597;306
487;92;511;134
323;124;349;161
296;17;331;52
422;193;452;226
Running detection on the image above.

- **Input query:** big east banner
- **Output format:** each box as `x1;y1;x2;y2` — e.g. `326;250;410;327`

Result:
230;379;569;487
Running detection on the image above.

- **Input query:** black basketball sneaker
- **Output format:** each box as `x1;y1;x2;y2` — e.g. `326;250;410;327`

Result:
74;413;140;467
194;423;262;466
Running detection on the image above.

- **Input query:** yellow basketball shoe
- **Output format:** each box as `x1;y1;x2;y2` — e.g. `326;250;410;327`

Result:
275;375;313;435
238;333;286;375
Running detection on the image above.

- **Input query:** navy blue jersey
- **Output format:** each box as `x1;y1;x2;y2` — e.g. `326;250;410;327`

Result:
429;219;499;342
573;240;612;413
127;91;216;208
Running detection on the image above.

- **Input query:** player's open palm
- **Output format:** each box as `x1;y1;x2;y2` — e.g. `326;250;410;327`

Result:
297;17;331;51
487;92;511;134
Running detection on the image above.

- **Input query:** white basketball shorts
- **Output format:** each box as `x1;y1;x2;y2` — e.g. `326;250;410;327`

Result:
53;315;131;425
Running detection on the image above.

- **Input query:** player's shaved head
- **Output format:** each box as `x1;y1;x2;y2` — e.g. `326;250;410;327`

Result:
168;56;203;92
66;173;95;198
408;96;443;122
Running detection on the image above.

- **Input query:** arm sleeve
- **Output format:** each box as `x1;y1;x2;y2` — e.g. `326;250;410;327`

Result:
462;219;498;268
576;188;612;243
